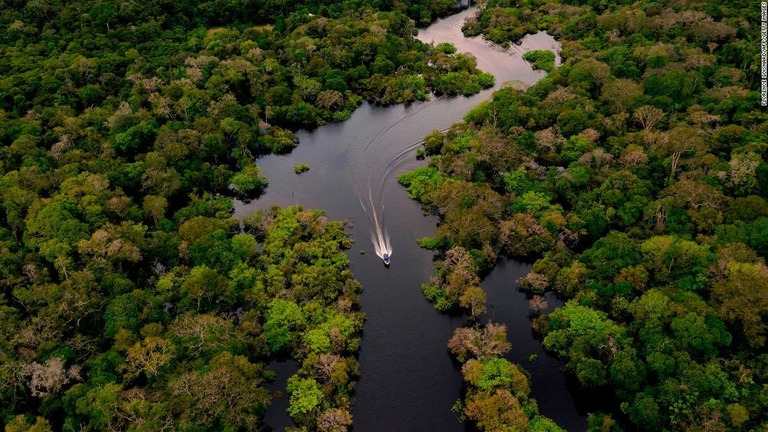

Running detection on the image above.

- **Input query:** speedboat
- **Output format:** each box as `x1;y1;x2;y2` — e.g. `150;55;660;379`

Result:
382;253;390;266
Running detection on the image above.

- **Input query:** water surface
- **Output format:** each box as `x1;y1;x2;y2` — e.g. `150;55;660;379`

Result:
236;8;586;431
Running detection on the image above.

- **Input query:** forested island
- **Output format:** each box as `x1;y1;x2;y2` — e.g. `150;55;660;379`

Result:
1;0;767;431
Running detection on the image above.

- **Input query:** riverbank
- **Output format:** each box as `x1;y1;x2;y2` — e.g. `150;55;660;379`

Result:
236;7;585;431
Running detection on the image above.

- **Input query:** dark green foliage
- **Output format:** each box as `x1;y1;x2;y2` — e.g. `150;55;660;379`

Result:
403;2;768;430
523;50;556;72
0;1;503;426
0;196;363;430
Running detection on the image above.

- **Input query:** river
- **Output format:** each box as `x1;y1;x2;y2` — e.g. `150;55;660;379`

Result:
236;7;587;431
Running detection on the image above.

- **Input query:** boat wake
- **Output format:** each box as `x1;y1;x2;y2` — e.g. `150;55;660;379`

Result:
351;94;462;266
371;229;392;263
366;183;392;264
353;97;443;265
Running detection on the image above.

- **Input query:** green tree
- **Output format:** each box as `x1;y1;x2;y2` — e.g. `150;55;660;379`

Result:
287;376;325;418
231;165;268;197
712;262;768;348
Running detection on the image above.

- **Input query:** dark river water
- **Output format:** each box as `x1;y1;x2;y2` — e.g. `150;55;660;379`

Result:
236;7;587;431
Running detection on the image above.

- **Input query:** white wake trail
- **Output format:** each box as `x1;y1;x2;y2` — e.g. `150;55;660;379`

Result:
366;179;392;261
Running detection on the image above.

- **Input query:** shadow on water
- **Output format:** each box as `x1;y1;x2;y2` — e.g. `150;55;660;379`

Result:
480;259;588;430
260;359;298;431
236;7;587;431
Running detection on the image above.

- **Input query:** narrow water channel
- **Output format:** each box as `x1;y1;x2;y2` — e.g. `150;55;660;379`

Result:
236;7;587;431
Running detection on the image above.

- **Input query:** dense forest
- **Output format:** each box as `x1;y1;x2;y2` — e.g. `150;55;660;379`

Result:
2;0;767;430
400;0;768;430
0;0;493;430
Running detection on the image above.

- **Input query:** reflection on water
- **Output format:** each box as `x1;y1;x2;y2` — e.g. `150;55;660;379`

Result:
236;7;586;431
259;359;297;432
481;259;587;430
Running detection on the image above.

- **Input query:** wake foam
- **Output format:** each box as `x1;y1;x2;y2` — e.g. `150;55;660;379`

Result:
367;184;392;261
371;228;392;261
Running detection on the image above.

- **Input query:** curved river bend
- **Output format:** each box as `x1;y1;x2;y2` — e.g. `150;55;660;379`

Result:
236;8;587;431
